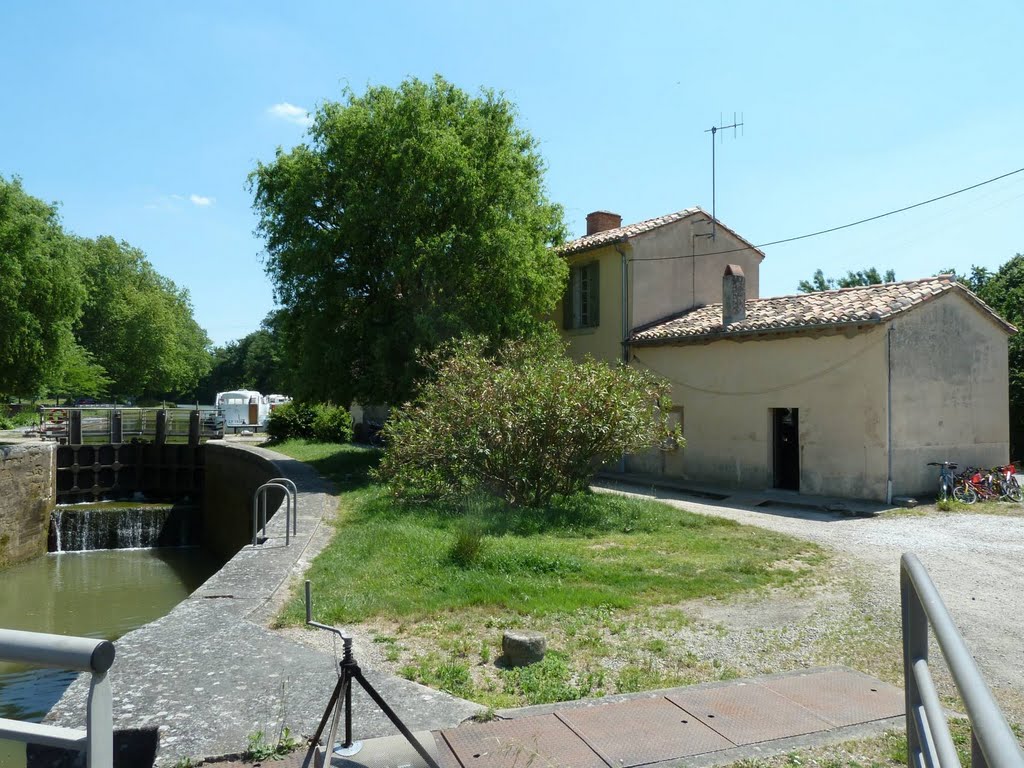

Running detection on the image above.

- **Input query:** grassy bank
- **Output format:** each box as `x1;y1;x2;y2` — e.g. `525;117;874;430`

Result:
270;439;826;707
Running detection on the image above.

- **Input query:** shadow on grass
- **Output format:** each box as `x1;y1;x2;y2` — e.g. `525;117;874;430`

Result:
355;487;733;539
264;439;382;491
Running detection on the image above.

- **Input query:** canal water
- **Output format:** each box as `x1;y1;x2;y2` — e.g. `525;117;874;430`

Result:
0;547;221;766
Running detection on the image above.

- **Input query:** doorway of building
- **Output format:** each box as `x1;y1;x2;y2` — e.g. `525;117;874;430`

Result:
772;408;800;491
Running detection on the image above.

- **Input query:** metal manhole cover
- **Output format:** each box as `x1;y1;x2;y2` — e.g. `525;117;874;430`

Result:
760;669;904;727
441;714;606;768
667;682;832;745
557;696;734;765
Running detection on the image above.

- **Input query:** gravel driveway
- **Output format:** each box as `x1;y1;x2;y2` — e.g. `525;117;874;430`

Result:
599;480;1024;724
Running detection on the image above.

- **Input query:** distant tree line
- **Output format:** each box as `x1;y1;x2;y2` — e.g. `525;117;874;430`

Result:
0;176;211;403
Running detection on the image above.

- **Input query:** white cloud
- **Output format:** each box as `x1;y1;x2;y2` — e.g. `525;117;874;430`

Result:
189;194;214;207
268;101;312;126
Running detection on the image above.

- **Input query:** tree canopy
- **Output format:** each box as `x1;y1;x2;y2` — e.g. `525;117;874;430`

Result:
75;236;211;400
197;311;288;402
0;176;85;398
0;175;211;401
250;75;568;406
798;267;896;293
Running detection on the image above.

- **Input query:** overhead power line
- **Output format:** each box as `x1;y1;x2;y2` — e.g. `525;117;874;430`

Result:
639;166;1024;262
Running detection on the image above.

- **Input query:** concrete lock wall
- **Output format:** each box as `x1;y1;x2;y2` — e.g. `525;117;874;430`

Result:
629;327;891;500
202;442;283;560
889;291;1011;497
0;443;56;568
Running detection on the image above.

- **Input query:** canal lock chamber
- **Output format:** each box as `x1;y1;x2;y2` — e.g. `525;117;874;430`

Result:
50;443;205;553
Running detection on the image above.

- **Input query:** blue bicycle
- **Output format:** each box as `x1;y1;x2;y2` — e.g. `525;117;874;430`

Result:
927;461;976;503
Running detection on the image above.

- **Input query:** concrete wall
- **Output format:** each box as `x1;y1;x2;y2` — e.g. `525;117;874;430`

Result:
203;443;282;560
0;443;56;568
889;291;1011;496
630;216;762;327
629;327;891;500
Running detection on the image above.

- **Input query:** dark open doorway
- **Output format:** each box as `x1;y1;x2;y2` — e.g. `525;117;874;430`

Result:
772;408;800;491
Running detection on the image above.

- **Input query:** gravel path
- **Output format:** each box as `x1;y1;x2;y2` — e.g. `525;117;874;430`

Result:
599;480;1024;723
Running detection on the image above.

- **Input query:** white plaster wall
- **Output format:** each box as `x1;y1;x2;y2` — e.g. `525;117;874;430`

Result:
889;292;1011;496
629;327;891;500
630;216;762;328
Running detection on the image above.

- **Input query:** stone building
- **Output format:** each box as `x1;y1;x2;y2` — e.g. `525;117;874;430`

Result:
555;209;1016;501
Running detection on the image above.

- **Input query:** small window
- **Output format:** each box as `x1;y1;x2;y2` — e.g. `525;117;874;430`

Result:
563;261;600;329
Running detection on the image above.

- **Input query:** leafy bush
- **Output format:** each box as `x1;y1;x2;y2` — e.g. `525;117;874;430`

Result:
312;404;353;443
374;336;680;507
267;401;316;442
267;401;352;443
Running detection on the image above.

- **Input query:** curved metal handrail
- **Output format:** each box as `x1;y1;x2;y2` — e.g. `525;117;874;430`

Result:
252;482;292;546
267;477;298;536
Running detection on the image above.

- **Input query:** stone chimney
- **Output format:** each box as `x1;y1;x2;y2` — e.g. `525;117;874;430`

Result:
586;210;623;235
722;264;746;326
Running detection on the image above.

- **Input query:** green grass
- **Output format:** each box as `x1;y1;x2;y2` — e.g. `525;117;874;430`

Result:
936;498;1023;515
270;441;826;706
275;476;823;624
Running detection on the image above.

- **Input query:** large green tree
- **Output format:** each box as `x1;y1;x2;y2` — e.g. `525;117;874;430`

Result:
0;177;85;398
798;267;896;292
197;312;289;402
250;75;568;405
76;236;211;400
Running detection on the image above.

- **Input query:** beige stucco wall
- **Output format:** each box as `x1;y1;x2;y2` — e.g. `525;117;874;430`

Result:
554;244;626;364
630;216;762;328
555;216;763;364
629;327;891;499
889;292;1010;496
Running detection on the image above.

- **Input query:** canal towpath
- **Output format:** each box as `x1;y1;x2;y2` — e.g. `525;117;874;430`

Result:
42;440;483;766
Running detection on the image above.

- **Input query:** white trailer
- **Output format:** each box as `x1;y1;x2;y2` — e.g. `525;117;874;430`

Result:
215;390;270;431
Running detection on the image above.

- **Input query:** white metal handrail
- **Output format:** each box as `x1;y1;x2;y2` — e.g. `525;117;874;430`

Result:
252;482;292;546
0;628;115;767
267;477;298;536
901;553;1024;768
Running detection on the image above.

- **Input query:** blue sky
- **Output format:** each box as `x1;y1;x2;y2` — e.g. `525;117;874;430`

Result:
3;1;1022;346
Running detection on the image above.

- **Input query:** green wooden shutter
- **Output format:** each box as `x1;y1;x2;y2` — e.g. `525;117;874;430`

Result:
563;268;574;329
589;261;600;327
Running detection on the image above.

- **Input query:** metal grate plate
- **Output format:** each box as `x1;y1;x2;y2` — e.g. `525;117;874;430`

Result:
668;682;832;746
557;696;735;765
760;669;905;727
441;714;607;768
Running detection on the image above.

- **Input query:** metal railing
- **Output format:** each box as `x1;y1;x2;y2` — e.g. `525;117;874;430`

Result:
252;482;293;546
37;406;224;445
0;628;115;767
901;553;1024;768
267;477;298;537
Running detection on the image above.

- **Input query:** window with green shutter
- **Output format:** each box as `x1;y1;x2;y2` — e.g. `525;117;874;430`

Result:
563;261;600;329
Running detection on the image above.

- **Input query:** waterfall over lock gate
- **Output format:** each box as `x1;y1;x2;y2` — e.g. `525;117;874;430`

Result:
48;504;201;552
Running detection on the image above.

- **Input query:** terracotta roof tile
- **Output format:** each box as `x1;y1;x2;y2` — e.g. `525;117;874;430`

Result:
630;276;1016;345
558;207;764;258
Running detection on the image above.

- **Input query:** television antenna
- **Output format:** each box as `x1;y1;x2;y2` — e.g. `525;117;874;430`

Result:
704;112;744;239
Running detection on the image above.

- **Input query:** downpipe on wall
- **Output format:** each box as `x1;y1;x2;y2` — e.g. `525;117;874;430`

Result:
887;325;894;504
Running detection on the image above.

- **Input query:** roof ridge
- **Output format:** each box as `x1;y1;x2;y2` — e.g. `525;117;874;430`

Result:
629;274;1015;345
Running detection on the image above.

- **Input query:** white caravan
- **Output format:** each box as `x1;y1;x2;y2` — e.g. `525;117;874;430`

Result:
215;390;271;431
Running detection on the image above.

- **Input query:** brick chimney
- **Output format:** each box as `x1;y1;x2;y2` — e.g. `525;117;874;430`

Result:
722;264;746;326
586;210;623;235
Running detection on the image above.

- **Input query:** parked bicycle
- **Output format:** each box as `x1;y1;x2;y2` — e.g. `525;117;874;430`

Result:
929;461;1022;504
992;464;1022;502
927;461;980;503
